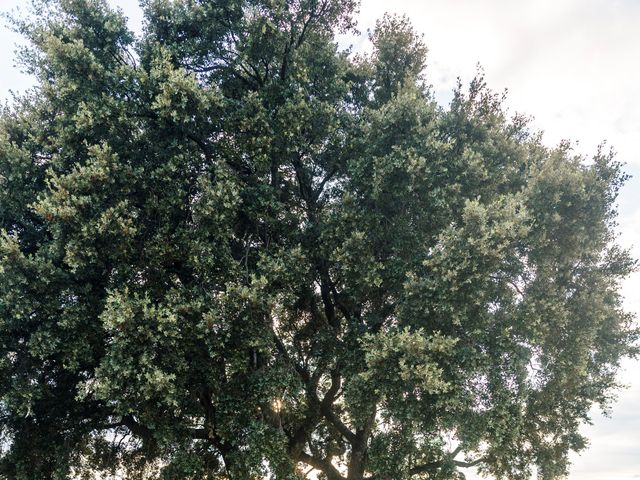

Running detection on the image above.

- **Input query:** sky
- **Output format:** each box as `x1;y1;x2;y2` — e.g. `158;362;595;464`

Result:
0;0;639;478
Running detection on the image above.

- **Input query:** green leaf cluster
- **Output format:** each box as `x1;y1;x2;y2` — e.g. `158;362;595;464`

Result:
0;1;636;479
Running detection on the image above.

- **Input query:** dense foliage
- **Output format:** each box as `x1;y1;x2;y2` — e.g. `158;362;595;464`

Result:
0;1;637;479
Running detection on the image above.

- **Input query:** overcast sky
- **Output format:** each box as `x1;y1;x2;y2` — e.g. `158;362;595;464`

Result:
1;0;639;478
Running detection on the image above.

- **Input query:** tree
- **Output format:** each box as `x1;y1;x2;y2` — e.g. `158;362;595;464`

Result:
0;1;636;478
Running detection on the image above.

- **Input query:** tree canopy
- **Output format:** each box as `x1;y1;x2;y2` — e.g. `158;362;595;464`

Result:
0;1;637;479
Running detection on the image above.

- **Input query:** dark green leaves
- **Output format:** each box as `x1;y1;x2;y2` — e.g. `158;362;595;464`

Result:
0;1;635;479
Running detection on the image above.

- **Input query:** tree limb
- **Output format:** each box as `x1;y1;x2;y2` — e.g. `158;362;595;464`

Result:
297;451;346;480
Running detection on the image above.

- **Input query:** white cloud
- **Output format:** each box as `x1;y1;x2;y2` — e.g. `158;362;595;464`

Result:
354;0;640;164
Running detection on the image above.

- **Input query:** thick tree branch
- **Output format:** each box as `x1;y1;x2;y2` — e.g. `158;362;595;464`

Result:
453;456;487;468
407;452;488;476
298;451;346;480
319;370;357;444
117;415;157;452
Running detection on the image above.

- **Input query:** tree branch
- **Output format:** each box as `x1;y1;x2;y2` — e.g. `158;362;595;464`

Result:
297;451;346;480
407;452;488;476
319;370;357;444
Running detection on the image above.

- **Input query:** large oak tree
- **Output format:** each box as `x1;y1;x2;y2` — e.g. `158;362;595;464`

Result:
0;1;637;479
